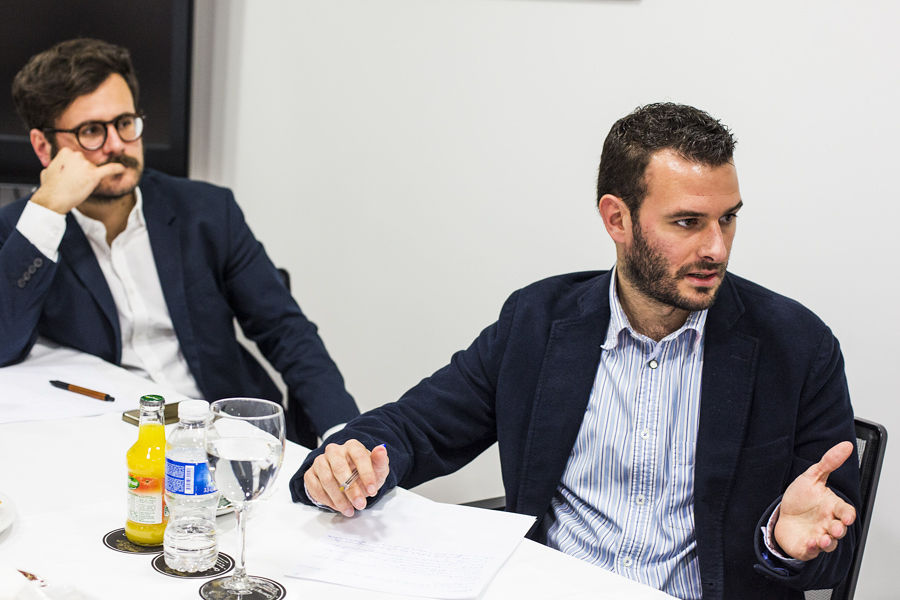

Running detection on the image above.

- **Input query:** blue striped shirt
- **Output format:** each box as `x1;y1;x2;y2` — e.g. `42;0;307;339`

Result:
545;270;706;599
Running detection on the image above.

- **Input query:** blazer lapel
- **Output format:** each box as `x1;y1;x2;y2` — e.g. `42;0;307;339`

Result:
60;215;122;361
141;183;205;393
516;272;612;518
693;274;759;585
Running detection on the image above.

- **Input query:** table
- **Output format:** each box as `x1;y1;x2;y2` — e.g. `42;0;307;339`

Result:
0;346;675;599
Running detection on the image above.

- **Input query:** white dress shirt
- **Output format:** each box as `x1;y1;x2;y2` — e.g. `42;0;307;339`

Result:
17;192;202;399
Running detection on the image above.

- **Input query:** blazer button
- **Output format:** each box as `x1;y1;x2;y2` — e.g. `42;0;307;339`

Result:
17;278;26;288
27;264;37;274
33;257;43;267
22;272;31;282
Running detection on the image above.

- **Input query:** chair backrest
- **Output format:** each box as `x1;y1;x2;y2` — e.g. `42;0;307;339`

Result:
277;267;291;292
805;417;887;600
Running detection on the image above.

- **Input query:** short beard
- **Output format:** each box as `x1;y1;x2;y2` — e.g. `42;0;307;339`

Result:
621;221;726;312
48;143;142;203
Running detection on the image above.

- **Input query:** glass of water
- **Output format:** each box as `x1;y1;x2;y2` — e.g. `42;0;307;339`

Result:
199;398;285;599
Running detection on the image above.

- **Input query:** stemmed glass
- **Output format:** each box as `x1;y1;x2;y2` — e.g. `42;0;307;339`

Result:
199;398;286;599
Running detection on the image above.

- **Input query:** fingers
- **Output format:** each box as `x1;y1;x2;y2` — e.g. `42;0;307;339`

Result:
833;497;857;526
371;444;390;490
95;161;127;179
302;440;389;518
806;441;854;483
31;148;127;214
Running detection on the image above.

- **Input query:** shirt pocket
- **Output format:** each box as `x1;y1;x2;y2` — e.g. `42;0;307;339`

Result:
665;445;696;532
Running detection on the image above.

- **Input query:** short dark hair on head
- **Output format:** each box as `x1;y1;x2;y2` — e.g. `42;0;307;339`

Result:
596;102;736;214
12;38;139;131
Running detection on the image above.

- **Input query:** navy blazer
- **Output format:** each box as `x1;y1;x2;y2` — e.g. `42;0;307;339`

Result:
290;270;860;599
0;169;359;444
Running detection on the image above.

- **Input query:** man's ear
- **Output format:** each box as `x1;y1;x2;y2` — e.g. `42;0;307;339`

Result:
598;194;632;244
30;129;53;167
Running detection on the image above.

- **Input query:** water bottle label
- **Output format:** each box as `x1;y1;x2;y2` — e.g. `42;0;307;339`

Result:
165;459;217;495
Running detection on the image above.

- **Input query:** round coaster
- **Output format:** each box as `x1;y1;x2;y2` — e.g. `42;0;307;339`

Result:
102;528;163;554
198;576;287;600
151;552;234;578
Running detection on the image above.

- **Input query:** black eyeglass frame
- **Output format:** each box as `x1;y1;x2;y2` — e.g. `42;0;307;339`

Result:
42;112;146;151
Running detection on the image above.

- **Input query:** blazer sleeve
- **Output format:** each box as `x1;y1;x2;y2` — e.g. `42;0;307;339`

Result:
289;288;520;506
0;216;58;366
217;195;360;436
752;328;861;590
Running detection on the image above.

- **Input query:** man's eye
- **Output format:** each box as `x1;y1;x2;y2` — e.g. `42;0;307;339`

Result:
720;214;737;225
79;123;105;138
675;218;698;228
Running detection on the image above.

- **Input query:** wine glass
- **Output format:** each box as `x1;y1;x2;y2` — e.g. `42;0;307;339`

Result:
199;398;285;599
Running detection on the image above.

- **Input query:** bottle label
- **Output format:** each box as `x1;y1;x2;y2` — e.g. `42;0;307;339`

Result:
127;473;165;524
165;459;217;495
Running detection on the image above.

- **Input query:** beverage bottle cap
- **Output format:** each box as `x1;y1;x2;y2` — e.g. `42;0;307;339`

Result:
178;399;211;421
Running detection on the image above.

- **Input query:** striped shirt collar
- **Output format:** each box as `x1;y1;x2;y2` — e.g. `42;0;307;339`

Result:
603;266;708;353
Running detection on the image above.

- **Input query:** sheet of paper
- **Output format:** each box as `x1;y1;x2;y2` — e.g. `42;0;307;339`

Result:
286;491;536;599
0;339;188;424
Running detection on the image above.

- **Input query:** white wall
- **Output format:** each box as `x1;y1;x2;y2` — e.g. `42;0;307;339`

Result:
191;1;899;596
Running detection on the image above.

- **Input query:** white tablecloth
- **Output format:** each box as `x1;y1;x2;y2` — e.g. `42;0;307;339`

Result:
0;347;675;600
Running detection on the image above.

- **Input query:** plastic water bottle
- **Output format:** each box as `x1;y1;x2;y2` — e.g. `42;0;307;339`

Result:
164;400;219;572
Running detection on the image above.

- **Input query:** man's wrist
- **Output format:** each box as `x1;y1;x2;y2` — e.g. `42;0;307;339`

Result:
17;201;66;262
762;503;805;569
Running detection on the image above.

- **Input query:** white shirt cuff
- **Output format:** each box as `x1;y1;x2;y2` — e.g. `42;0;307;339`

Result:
16;201;66;262
320;422;346;443
303;480;336;512
760;502;806;568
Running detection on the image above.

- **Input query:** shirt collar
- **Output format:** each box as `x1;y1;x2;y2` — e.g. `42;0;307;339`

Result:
602;265;707;353
72;187;144;243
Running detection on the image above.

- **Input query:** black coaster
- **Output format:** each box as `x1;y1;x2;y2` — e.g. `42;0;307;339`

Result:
198;576;287;600
151;552;234;578
102;528;163;554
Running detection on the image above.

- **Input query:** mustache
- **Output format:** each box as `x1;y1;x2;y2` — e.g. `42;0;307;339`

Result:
676;261;727;278
104;154;141;169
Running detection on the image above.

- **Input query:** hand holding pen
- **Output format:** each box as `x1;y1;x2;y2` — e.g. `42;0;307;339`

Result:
304;441;389;518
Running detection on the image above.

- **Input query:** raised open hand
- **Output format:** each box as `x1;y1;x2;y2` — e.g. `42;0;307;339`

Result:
774;441;857;561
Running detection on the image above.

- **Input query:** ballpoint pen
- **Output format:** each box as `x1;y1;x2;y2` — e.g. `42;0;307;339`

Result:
339;443;386;491
49;380;115;402
339;469;360;492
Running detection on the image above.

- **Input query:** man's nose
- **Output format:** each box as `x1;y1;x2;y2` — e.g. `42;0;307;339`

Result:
101;122;126;154
700;223;728;263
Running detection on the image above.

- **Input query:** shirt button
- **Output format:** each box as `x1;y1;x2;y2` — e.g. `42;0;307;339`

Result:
622;557;633;567
640;428;650;439
648;359;659;369
635;494;645;505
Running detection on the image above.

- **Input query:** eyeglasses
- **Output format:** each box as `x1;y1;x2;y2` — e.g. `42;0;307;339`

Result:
43;112;145;151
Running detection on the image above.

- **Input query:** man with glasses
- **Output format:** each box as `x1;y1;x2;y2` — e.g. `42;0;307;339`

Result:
0;38;359;447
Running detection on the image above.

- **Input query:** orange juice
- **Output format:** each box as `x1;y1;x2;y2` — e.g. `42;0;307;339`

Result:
125;395;167;545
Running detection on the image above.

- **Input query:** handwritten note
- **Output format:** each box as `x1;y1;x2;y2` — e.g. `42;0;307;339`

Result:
287;491;535;599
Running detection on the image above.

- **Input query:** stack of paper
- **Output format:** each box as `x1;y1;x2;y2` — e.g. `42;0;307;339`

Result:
287;491;535;599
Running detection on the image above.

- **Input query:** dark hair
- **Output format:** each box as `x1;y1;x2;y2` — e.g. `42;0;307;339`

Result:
596;102;736;214
12;38;139;131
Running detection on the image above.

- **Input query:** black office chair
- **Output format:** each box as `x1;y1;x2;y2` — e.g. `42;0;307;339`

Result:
277;267;291;291
805;417;887;600
462;418;887;600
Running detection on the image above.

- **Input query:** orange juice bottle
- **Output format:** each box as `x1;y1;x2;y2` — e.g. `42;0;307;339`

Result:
125;394;168;545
